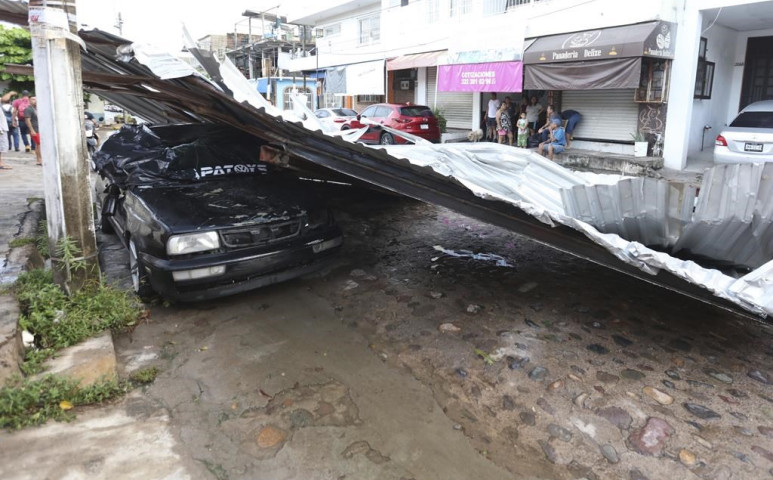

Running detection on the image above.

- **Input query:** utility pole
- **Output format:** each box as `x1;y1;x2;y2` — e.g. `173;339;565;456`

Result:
115;12;129;124
28;0;99;293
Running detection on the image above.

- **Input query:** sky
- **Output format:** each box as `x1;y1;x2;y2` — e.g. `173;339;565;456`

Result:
75;0;325;53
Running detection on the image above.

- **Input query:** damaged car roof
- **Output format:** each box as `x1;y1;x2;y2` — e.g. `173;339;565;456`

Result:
6;25;772;318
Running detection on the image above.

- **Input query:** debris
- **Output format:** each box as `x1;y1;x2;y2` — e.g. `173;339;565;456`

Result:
627;417;674;456
438;323;461;333
466;304;482;314
433;245;514;268
474;348;495;365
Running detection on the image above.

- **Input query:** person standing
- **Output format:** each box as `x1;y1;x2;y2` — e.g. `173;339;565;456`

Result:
24;96;41;166
486;93;501;142
0;92;16;169
496;102;513;146
12;90;32;153
516;112;529;148
525;96;543;133
2;91;19;152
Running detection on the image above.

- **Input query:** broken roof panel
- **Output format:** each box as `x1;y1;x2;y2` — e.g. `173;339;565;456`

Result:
4;17;769;318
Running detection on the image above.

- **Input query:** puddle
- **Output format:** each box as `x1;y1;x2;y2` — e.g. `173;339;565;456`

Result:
432;245;515;268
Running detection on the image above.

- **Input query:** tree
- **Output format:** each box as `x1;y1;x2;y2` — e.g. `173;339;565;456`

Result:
0;25;34;92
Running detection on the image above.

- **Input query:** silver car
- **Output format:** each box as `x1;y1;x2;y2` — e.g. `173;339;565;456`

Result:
313;107;358;131
714;100;773;163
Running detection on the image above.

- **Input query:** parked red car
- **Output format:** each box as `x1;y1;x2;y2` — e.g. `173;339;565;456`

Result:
341;103;441;144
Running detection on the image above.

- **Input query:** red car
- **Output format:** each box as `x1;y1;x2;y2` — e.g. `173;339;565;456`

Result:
341;103;441;144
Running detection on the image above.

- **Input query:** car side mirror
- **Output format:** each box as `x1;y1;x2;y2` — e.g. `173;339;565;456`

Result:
357;114;362;121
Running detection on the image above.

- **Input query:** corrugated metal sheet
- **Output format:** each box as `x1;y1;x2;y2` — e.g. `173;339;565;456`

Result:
0;3;769;318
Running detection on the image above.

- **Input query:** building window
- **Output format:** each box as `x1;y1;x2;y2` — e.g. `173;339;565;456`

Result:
358;95;383;104
426;0;440;23
450;0;471;17
324;23;341;37
359;14;380;45
694;38;714;99
635;58;670;103
283;87;312;111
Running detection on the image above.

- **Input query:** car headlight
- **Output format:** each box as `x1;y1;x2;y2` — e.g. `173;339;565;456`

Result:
166;231;220;255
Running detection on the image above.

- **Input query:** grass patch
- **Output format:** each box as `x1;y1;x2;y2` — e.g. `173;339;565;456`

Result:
129;366;159;385
35;220;49;258
0;373;158;430
14;269;143;375
8;237;35;248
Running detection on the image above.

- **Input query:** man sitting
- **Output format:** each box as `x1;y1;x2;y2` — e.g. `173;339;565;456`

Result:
537;105;562;143
538;120;567;160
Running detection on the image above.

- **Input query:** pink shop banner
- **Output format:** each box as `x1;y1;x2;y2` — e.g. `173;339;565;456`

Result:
437;61;523;92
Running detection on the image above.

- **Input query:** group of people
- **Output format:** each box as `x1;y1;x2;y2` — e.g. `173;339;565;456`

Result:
484;93;582;159
0;90;41;169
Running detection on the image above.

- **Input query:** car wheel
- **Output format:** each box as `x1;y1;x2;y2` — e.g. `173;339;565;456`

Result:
341;125;350;131
100;211;114;234
129;239;154;300
380;133;395;145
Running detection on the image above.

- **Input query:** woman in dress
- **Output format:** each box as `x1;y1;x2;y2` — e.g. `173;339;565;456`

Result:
496;102;513;146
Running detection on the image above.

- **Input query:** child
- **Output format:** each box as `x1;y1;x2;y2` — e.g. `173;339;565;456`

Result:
516;112;529;148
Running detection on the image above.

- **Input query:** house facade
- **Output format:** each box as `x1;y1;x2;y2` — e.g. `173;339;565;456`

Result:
280;0;773;170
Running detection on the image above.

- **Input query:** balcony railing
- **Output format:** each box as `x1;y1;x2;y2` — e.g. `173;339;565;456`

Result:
482;0;545;16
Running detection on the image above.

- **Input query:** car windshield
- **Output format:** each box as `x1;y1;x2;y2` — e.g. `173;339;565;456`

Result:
400;106;433;118
730;111;773;128
332;108;357;117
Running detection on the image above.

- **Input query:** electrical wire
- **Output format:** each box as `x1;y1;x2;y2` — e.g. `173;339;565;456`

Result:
701;7;722;35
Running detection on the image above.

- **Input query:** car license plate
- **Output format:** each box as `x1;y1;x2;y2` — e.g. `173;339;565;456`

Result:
420;124;429;130
744;143;764;152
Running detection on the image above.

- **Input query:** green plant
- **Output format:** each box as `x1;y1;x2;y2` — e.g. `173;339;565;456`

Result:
0;25;34;91
433;108;447;133
55;236;88;274
0;374;130;430
14;269;144;374
130;366;159;385
631;131;646;142
36;220;49;258
8;237;35;248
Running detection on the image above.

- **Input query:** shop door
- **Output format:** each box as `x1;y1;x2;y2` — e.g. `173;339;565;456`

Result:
561;89;639;142
427;68;474;130
740;36;773;110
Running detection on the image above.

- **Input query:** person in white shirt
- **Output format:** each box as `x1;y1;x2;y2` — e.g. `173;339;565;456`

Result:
525;96;543;133
486;93;501;142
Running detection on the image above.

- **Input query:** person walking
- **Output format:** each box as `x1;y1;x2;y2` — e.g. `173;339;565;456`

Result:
12;90;33;153
2;91;20;152
24;96;41;166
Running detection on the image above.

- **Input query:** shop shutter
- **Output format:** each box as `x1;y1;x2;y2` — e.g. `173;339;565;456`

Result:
427;68;474;129
561;89;638;142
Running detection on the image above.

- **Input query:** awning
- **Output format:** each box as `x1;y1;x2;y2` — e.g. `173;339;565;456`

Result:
525;57;641;90
523;21;676;64
438;61;523;92
387;51;447;71
323;60;385;96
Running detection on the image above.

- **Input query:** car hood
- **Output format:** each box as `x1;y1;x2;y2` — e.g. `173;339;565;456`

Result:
131;177;311;231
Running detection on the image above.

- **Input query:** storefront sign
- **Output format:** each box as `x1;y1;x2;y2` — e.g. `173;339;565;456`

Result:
437;61;523;92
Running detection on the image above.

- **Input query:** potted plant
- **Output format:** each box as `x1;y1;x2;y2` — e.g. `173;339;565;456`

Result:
631;132;648;157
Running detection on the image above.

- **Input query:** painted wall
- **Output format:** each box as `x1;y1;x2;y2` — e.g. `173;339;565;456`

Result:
687;22;738;156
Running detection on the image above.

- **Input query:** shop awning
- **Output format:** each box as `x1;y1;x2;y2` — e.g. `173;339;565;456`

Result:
523;21;676;65
438;61;523;92
387;51;447;71
323;60;385;96
525;57;641;90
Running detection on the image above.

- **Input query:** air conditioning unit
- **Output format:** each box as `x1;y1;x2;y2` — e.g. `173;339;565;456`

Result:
399;80;411;90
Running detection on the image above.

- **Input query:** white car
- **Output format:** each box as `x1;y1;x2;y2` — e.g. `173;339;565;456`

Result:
714;100;773;163
314;108;358;131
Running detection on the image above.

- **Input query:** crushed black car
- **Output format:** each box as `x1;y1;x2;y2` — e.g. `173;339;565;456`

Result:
93;124;343;301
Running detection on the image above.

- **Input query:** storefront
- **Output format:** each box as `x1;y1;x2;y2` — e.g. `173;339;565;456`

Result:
324;60;386;111
524;21;676;154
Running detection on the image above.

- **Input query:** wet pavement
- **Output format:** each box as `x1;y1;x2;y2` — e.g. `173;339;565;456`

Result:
2;176;772;479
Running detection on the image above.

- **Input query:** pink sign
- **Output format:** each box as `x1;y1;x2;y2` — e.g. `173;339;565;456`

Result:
437;61;523;92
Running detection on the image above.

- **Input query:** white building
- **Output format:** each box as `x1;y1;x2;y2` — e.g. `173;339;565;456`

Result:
282;0;773;170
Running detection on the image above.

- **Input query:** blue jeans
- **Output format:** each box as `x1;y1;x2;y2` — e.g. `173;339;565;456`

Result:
7;125;19;151
564;112;581;135
18;121;33;150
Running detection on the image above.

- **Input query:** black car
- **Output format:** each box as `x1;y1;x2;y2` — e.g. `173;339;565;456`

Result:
93;124;343;301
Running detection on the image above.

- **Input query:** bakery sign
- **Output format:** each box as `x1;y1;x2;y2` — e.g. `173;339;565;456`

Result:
523;21;676;64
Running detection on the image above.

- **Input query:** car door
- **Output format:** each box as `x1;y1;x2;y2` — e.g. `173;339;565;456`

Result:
356;105;380;143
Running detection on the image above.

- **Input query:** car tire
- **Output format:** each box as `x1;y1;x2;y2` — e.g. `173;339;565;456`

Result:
129;239;155;301
100;212;114;234
380;132;395;145
341;125;350;131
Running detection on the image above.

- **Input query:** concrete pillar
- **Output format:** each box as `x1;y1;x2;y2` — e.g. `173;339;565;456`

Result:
28;0;99;292
416;67;428;105
663;5;703;170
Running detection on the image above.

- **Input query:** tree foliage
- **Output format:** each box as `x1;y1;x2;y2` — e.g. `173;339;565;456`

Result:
0;25;34;91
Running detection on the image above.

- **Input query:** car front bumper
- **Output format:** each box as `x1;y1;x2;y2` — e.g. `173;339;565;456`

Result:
139;233;343;301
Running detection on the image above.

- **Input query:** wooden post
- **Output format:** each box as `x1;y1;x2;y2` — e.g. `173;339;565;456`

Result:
28;0;99;293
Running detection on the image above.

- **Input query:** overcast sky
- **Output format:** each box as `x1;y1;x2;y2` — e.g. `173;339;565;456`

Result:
75;0;325;53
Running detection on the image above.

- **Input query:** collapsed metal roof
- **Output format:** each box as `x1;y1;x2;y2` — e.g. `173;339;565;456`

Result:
6;20;773;318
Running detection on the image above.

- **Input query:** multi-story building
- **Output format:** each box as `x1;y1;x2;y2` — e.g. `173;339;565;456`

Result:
281;0;773;170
